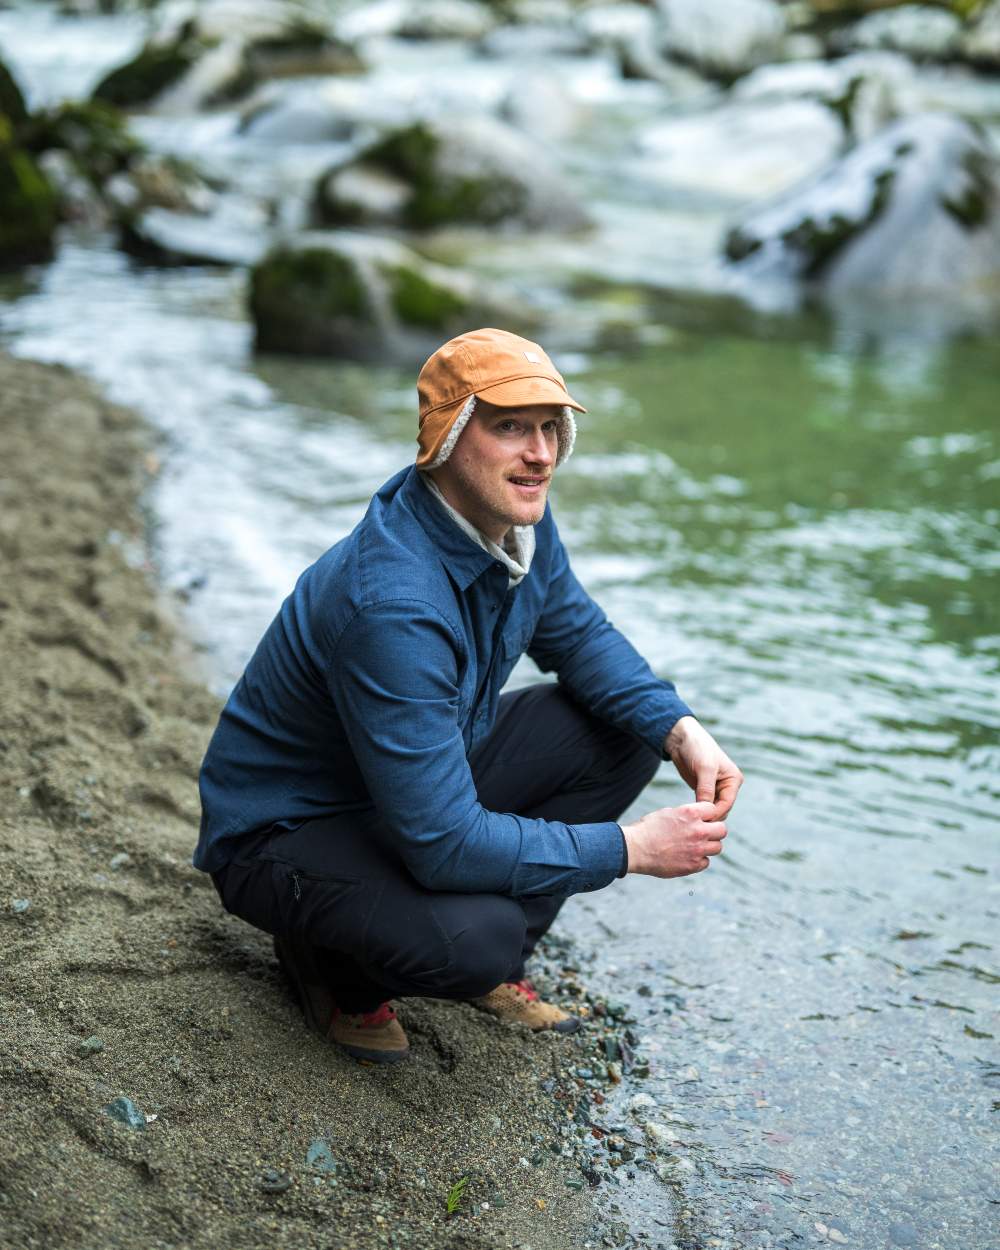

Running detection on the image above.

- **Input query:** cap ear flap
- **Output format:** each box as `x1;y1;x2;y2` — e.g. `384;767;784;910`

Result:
424;394;477;470
555;408;576;466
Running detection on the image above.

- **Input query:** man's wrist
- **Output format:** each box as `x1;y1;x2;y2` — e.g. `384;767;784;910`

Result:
664;714;699;759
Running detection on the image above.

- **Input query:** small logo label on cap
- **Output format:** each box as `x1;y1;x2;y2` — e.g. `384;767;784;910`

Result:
523;351;541;363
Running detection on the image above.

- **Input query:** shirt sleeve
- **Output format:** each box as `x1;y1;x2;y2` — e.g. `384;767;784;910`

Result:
528;522;695;756
326;599;625;897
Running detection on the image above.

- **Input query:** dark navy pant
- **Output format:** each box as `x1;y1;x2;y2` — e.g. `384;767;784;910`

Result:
212;684;659;1011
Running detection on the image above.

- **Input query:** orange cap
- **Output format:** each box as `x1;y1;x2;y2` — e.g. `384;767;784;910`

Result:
416;327;586;469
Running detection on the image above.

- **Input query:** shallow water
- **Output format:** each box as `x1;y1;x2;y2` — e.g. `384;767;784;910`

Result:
2;7;999;1246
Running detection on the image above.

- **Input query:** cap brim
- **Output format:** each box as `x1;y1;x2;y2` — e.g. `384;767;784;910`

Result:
475;376;586;413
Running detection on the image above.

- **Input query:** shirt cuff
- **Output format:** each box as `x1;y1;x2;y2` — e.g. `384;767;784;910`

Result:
571;820;630;893
617;824;628;878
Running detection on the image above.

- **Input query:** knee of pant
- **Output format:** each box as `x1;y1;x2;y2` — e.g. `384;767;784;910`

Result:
438;897;526;999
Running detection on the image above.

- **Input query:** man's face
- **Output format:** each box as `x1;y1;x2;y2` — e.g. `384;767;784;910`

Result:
431;399;561;543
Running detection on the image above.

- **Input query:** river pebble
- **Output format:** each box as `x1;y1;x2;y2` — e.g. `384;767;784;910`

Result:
889;1222;919;1246
78;1035;104;1055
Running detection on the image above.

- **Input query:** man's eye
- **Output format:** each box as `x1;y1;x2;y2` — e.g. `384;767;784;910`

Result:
498;421;518;432
542;421;558;432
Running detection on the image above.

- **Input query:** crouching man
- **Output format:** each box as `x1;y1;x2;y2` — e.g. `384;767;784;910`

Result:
194;328;742;1063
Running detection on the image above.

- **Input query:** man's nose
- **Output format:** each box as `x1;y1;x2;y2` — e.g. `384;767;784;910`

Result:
523;427;555;465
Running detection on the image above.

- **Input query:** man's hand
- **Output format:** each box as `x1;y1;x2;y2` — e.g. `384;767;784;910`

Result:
622;803;726;877
664;715;743;820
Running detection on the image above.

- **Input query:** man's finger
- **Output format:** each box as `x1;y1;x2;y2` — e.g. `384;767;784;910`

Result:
711;772;742;819
695;767;716;804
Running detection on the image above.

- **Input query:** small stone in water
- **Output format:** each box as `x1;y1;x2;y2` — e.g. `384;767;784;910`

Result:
628;1093;655;1115
576;1067;594;1080
889;1223;919;1246
828;1231;848;1245
102;1097;146;1130
78;1036;104;1056
644;1122;673;1147
607;1003;626;1019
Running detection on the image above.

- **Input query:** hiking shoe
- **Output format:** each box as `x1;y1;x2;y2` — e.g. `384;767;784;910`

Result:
273;936;410;1064
471;979;580;1033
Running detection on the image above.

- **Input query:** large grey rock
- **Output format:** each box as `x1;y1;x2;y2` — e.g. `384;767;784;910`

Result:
93;0;361;112
249;230;538;359
579;2;715;97
734;52;913;142
637;97;843;200
837;4;963;61
724;114;1000;297
655;0;787;80
336;0;498;42
500;73;580;142
314;115;591;233
963;1;1000;70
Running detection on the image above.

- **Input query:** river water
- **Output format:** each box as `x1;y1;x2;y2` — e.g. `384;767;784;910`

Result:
1;7;998;1249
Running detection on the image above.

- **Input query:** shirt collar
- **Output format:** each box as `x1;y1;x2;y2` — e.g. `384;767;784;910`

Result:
399;466;498;591
420;474;534;588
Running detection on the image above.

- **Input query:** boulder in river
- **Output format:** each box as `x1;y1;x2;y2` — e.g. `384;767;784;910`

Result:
93;1;362;112
733;52;913;142
962;0;1000;70
834;4;963;61
313;116;591;233
335;0;499;43
0;56;29;130
654;0;787;81
724;113;1000;298
637;97;843;200
0;134;59;269
250;230;539;359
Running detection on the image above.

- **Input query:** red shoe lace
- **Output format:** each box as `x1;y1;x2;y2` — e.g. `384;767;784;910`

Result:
509;979;539;1001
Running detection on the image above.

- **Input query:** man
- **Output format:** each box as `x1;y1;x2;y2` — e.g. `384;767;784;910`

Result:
195;328;742;1064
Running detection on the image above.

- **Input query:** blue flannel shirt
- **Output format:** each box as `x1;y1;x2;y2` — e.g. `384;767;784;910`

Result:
194;466;694;895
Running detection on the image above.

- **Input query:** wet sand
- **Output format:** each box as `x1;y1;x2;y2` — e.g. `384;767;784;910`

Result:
0;352;596;1249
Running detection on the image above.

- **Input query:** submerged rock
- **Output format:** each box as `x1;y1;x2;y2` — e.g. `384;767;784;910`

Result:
655;0;787;81
250;230;537;359
724;114;1000;298
314;116;590;233
120;201;270;266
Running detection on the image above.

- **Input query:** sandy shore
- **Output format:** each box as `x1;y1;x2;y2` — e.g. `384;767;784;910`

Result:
0;353;606;1249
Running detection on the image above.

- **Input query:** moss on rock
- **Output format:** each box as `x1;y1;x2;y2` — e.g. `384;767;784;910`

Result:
941;147;992;228
25;100;141;188
0;58;28;131
0;147;59;268
385;262;468;329
321;122;528;230
250;245;371;354
92;38;203;109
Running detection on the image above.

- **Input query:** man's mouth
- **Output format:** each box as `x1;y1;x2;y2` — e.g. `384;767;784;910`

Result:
508;476;549;489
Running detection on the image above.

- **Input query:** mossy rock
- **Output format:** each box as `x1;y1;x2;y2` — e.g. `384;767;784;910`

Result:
0;58;29;131
385;263;468;329
316;117;589;234
250;244;372;355
25;100;141;188
92;37;204;108
0;147;59;269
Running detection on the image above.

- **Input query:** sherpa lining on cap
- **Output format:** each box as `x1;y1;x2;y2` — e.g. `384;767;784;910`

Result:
423;396;577;470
